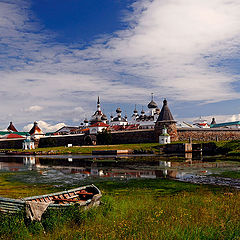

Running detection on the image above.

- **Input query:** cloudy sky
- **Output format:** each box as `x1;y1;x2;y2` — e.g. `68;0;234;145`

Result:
1;0;240;132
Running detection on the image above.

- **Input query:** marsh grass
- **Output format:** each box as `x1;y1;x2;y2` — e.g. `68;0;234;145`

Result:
211;170;240;179
0;172;56;198
0;176;240;240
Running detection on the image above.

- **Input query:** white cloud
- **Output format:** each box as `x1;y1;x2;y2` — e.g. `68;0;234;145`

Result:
1;0;240;125
180;113;240;124
74;107;84;112
27;105;43;112
23;120;65;133
98;0;240;102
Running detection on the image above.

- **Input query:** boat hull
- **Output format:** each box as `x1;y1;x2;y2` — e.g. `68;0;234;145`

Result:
0;184;101;214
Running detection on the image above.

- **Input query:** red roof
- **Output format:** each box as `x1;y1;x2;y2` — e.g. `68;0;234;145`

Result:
89;122;109;127
197;123;209;126
80;128;90;132
125;124;140;130
111;125;124;131
5;133;25;139
110;124;140;131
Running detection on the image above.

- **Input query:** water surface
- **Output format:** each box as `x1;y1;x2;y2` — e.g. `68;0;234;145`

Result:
1;154;240;187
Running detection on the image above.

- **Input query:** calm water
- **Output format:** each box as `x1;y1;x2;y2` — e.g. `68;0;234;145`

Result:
1;154;240;187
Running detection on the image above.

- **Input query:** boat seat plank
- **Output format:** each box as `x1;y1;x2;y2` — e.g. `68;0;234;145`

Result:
77;192;93;195
67;195;79;199
53;198;81;202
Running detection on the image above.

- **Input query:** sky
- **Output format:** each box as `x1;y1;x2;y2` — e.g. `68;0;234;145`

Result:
1;0;240;132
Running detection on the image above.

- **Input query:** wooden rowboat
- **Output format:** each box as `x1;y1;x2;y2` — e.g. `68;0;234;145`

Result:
0;184;102;220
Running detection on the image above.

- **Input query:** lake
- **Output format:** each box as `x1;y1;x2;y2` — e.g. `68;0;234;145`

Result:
0;153;240;188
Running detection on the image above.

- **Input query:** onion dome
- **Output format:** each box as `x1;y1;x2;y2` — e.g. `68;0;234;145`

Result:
84;118;89;123
148;93;158;109
141;107;145;115
101;114;108;121
211;118;216;125
148;100;158;109
116;107;122;113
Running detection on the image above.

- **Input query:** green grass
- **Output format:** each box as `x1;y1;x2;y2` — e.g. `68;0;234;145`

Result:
3;140;240;156
1;143;161;155
216;140;240;154
0;172;56;198
211;170;240;179
0;172;240;239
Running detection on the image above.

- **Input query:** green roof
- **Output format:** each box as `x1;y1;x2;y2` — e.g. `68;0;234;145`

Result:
0;131;29;136
160;133;170;136
45;132;55;136
0;132;8;136
210;121;240;128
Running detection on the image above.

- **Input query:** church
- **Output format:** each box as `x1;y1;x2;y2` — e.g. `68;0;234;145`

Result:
83;94;162;131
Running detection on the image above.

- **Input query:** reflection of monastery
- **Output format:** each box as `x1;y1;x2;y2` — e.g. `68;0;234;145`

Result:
1;156;232;180
1;95;240;148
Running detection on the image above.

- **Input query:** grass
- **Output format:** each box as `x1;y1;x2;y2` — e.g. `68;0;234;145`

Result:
0;172;240;239
216;140;240;154
1;143;161;155
0;172;56;198
211;170;240;179
3;140;240;156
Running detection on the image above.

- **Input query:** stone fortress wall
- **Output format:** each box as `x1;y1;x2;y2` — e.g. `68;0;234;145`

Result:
38;134;86;148
111;128;240;143
0;139;24;149
1;128;240;149
111;129;155;144
177;128;240;141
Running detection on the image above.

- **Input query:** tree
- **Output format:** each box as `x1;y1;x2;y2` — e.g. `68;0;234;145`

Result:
97;129;112;145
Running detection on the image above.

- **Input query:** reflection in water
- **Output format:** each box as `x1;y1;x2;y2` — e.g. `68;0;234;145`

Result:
0;154;239;185
23;157;36;170
0;161;23;172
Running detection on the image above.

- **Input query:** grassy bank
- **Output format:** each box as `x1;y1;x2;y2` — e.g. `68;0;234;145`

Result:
0;173;240;239
216;140;240;155
211;170;240;179
2;143;161;155
3;140;240;156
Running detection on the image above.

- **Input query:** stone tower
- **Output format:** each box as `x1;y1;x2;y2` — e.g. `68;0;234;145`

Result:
154;99;178;141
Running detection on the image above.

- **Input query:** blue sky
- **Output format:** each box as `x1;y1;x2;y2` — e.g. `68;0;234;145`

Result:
1;0;240;131
31;0;134;44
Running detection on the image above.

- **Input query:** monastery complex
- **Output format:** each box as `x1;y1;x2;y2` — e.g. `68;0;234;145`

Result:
1;95;240;149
